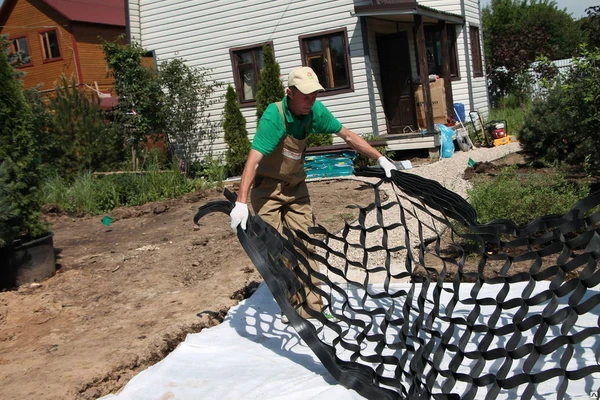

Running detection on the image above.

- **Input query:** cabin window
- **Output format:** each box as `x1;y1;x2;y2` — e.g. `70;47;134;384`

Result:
11;36;32;66
299;28;353;94
470;26;484;77
423;25;459;79
40;30;61;61
230;43;270;105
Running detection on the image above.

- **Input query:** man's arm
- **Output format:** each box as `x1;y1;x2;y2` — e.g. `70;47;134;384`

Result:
336;126;396;177
237;149;264;204
230;149;264;231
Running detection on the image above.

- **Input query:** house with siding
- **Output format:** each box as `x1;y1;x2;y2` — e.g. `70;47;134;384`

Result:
127;0;489;156
0;0;125;105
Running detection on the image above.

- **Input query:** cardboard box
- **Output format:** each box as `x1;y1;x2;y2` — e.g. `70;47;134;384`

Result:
414;78;447;128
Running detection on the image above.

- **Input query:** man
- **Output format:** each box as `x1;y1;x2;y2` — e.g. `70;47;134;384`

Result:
230;66;396;320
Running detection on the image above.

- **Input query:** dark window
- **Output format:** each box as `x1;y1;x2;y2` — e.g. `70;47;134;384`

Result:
40;30;61;61
299;28;353;93
11;36;31;66
424;25;459;79
470;26;483;77
230;44;267;104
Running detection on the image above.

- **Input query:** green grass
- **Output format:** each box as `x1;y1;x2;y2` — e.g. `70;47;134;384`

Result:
487;104;531;138
467;165;590;226
41;167;210;215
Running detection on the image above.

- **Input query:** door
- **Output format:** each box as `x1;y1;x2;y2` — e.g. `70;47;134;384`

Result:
376;33;416;133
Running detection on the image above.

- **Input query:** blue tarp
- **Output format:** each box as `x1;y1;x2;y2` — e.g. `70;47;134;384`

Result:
304;151;356;179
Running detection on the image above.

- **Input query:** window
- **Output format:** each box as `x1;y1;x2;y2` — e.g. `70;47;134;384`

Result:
299;28;352;93
423;25;459;79
40;30;61;61
230;43;267;104
470;26;483;77
11;36;32;66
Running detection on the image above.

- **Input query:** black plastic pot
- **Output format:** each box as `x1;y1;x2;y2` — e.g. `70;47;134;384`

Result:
0;232;56;289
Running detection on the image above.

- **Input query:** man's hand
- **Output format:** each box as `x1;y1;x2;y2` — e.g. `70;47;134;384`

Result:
230;202;249;231
377;156;397;178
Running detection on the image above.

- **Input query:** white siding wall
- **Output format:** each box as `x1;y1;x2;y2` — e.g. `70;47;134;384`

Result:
131;0;377;157
128;0;141;44
128;0;490;157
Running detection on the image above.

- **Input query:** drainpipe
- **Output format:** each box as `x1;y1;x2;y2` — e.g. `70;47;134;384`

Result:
460;0;475;112
360;16;379;136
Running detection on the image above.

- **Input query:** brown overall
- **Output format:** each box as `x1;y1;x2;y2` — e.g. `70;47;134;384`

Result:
251;102;323;318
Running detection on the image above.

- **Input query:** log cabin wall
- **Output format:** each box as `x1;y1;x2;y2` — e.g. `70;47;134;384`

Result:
1;0;75;91
71;23;124;93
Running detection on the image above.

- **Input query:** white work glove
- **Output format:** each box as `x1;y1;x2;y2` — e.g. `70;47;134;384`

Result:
230;202;249;232
377;156;397;178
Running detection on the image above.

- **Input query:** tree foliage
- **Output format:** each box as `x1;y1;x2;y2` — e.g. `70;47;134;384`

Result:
255;44;285;120
0;40;46;244
483;0;584;97
579;6;600;49
519;46;600;173
159;58;222;176
102;38;165;169
46;75;126;176
222;85;251;176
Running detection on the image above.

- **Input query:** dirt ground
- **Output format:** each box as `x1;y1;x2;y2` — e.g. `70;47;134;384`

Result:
2;150;595;400
0;179;381;400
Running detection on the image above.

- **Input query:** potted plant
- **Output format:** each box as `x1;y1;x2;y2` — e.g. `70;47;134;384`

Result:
0;38;55;289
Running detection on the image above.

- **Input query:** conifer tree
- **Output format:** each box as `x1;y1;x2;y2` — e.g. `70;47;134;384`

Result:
223;85;251;176
0;40;45;244
255;44;284;120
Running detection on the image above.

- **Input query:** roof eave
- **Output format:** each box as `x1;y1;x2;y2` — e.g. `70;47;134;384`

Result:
353;3;464;24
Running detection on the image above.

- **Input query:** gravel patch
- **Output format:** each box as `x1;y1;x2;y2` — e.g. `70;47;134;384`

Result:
317;142;522;284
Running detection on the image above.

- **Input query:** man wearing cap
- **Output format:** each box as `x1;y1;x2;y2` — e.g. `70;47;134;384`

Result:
230;66;396;320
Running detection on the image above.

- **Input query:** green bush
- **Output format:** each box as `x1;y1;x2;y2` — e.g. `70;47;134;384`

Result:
255;44;285;120
222;85;251;176
353;133;390;168
306;133;334;148
0;39;47;245
519;46;600;173
46;75;126;177
467;166;589;226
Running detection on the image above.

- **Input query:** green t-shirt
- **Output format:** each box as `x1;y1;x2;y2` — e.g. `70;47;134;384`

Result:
251;97;343;156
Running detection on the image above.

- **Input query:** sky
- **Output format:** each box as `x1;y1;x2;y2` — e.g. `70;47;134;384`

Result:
480;0;598;19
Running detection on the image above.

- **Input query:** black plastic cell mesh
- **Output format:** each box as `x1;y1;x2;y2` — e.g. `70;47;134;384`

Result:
194;168;600;400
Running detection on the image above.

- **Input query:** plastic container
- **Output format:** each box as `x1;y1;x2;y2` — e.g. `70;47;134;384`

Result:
453;103;466;123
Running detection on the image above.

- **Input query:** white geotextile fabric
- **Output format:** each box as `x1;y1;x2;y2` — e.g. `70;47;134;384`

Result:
100;281;600;400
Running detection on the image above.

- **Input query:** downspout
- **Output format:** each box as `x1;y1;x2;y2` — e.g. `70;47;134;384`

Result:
125;0;131;44
460;0;474;111
360;16;379;136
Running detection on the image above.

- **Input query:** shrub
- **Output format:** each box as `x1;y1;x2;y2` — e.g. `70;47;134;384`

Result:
467;166;589;226
519;46;600;173
0;40;46;245
353;134;390;168
222;85;251;176
255;44;285;120
46;75;126;177
159;58;222;176
306;133;334;148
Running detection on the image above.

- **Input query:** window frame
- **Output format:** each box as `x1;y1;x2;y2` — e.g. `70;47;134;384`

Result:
10;35;33;67
229;42;272;107
470;26;484;78
298;27;354;97
420;25;460;81
39;29;62;63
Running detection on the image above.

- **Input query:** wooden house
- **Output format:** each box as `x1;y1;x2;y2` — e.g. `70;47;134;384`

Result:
0;0;126;106
127;0;489;156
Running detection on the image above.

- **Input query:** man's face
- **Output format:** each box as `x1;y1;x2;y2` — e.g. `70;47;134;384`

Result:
287;87;318;116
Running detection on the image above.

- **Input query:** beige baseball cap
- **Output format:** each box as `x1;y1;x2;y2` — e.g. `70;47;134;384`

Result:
288;66;325;94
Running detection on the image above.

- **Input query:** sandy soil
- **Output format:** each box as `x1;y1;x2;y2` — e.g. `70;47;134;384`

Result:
0;179;380;400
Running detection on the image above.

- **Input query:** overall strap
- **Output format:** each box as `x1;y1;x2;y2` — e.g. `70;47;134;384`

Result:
275;101;287;130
